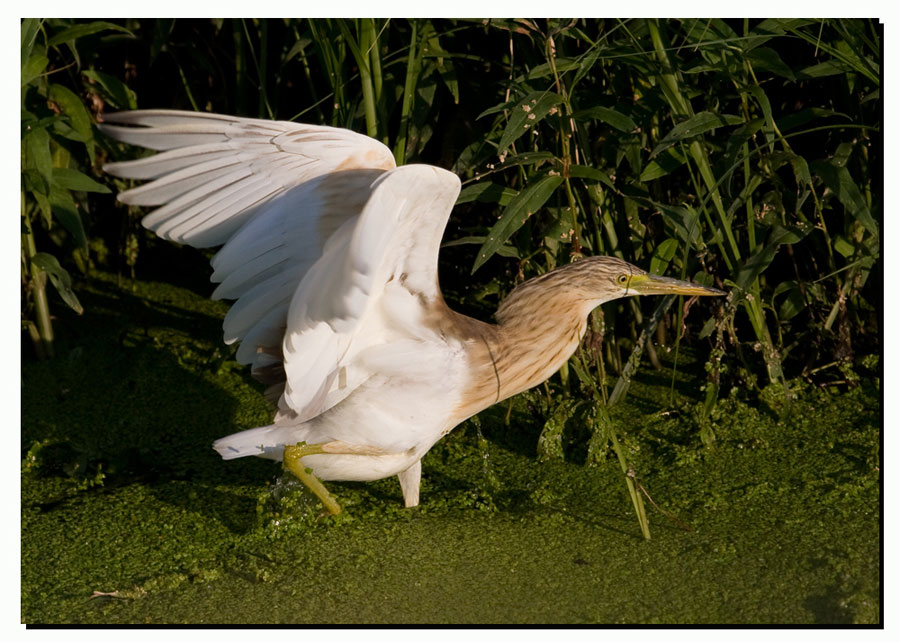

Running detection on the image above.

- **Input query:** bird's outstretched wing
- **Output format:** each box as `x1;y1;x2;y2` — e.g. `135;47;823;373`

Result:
102;109;396;247
102;110;461;423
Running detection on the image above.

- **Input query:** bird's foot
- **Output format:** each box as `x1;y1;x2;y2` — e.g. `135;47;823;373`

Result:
282;442;342;515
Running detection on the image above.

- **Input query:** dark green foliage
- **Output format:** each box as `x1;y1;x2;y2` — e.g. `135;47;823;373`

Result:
21;19;123;357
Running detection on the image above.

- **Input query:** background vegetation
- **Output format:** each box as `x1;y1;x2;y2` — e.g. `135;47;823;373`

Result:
21;18;881;537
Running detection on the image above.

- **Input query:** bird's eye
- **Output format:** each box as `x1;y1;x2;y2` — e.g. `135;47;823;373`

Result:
617;274;628;285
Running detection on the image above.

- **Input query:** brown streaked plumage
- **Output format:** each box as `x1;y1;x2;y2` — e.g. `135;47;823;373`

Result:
101;110;724;515
443;256;722;426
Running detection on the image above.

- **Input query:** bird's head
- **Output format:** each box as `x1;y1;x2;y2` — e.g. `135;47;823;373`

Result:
567;255;724;303
496;255;724;324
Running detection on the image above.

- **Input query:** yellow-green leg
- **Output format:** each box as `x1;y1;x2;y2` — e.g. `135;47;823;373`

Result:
283;442;342;515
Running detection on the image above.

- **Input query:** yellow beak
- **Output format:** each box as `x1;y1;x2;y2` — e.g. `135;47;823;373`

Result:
627;273;725;297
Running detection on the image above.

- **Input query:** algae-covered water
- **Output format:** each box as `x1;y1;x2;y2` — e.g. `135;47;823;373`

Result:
21;268;880;624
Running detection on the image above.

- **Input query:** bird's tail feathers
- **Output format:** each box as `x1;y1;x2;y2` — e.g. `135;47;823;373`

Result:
213;424;294;461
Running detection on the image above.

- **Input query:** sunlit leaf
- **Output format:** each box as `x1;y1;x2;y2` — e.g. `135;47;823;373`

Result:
498;91;564;154
640;148;687;182
21;18;42;61
46;21;132;47
522;58;581;81
495;151;556;170
52;168;111;194
21;53;49;87
456;182;517;206
473;174;563;272
833;235;855;258
650;238;680;275
442;236;519;259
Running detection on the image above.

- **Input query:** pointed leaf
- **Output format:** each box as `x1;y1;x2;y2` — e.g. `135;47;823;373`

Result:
22;169;49;197
498;91;564;154
23;168;53;226
620;186;699;246
572;46;604;87
640;148;687;182
650;238;680;275
572;106;636;132
494;151;556;171
735;224;808;289
22;53;49;87
745;47;796;80
49;185;88;252
82;70;138;110
33;191;53;227
473;174;563;272
796;60;853;79
832;235;855;259
433;55;459;105
524;58;581;81
747;85;776;149
49;84;92;143
52;168;111;194
23;126;52;184
456;182;517;206
21;18;42;61
722;117;765;180
651;112;744;157
477;99;514;120
442;236;519;259
776;108;848;134
789;155;812;188
772;280;806;321
30;252;83;314
46;21;132;47
568;165;616;191
810;158;879;242
698;315;716;340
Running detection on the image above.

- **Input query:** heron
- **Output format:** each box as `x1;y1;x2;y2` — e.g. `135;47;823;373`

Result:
101;110;723;515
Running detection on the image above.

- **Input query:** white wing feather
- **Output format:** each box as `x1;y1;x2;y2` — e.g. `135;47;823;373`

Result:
102;110;461;427
102;109;395;247
278;165;461;421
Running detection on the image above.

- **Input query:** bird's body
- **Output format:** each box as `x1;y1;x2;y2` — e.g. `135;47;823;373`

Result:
102;109;722;512
213;258;600;487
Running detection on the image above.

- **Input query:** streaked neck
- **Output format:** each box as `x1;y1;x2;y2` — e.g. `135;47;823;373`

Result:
451;290;590;423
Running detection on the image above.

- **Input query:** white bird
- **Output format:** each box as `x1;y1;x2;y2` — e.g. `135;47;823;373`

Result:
101;110;722;514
